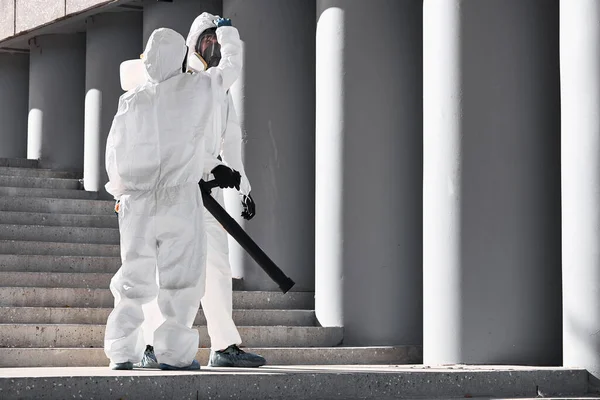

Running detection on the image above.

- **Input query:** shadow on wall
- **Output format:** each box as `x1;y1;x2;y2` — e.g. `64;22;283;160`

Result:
314;0;424;346
455;0;561;365
27;34;86;172
225;0;317;292
0;53;29;159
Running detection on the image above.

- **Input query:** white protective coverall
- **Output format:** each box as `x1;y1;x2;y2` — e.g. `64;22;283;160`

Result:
188;12;251;352
134;13;251;352
104;26;242;367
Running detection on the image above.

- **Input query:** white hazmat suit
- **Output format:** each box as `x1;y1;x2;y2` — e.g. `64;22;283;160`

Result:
187;12;251;352
103;26;242;368
127;13;251;354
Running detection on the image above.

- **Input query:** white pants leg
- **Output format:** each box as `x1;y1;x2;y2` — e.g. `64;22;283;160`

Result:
104;192;158;364
152;184;207;367
139;185;241;353
140;268;163;346
201;187;242;351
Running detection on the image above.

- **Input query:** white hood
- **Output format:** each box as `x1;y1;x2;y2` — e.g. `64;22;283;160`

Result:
142;28;187;83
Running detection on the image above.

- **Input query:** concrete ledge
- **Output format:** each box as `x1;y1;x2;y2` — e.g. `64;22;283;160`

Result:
0;166;80;179
0;240;119;256
0;347;422;368
66;0;111;14
0;187;98;200
0;211;118;228
0;307;317;326
0;271;112;288
0;197;114;215
0;254;119;271
0;287;315;309
0;0;15;40
0;324;343;348
12;0;117;37
0;366;589;399
1;0;126;45
0;224;119;244
0;158;38;168
15;0;63;33
0;273;242;291
0;175;81;190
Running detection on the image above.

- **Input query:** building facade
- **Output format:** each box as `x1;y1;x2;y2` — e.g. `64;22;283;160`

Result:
0;0;598;385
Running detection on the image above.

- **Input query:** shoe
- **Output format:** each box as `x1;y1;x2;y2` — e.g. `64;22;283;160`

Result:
159;359;201;371
110;361;133;370
133;345;159;369
208;345;266;368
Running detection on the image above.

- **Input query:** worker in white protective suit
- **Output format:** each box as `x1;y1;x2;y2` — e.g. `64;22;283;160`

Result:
123;13;266;369
187;15;266;369
103;22;243;371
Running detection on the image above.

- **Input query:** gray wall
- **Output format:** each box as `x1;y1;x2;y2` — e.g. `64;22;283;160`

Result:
84;12;142;196
142;0;222;47
223;0;317;291
315;0;423;345
0;52;29;158
423;0;562;365
27;33;86;171
560;0;600;386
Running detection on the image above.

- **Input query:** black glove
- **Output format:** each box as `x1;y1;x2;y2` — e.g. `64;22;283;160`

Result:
241;194;256;220
211;165;241;190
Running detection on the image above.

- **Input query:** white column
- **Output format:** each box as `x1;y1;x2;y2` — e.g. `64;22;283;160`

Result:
423;0;561;365
0;52;29;158
561;0;600;386
84;12;142;195
315;0;423;345
223;0;317;291
27;34;86;171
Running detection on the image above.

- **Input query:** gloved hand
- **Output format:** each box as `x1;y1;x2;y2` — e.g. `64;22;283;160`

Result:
211;165;241;190
241;194;256;220
215;18;232;27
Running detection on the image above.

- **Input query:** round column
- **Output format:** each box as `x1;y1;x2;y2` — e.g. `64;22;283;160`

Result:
222;0;317;291
315;0;423;345
84;12;142;195
561;0;600;386
0;52;29;158
28;34;86;171
423;0;561;365
142;0;222;46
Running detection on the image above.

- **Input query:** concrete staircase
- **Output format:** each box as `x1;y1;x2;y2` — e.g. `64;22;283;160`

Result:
0;158;421;367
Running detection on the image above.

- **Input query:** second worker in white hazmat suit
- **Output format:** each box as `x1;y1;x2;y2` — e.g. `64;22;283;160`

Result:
103;24;242;370
132;13;266;369
187;13;265;368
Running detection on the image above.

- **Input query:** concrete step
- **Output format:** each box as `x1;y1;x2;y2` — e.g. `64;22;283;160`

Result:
0;287;315;309
0;262;245;289
0;186;98;200
0;166;80;179
0;366;588;400
0;158;38;168
0;272;112;288
0;254;120;272
0;224;120;245
0;175;82;190
0;240;120;257
0;210;118;228
0;196;113;215
0;307;317;326
0;346;421;367
0;324;343;348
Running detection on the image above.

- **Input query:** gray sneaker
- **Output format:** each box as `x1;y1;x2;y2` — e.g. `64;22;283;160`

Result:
110;361;133;370
133;345;159;369
208;345;266;368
